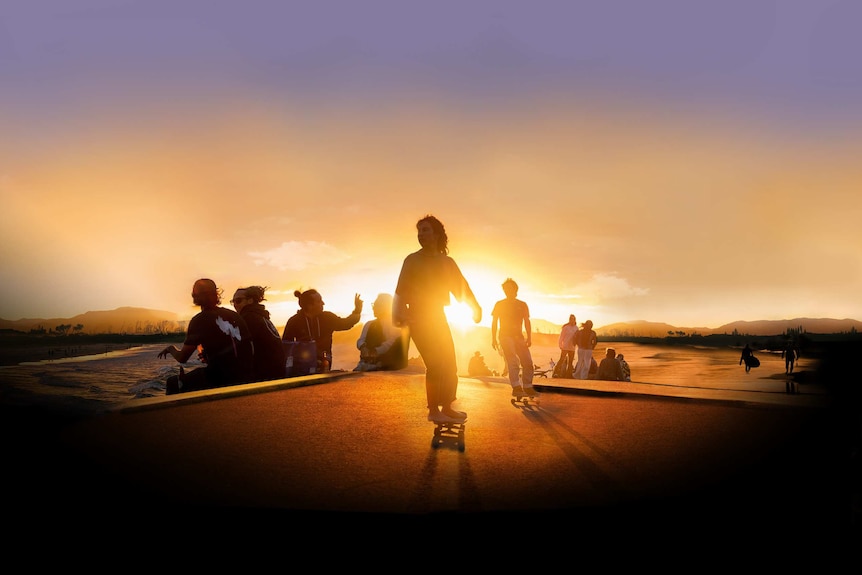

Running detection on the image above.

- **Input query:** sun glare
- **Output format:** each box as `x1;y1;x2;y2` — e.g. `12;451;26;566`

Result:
445;300;481;329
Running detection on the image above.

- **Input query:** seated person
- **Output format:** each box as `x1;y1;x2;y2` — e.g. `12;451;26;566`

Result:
467;350;493;377
616;353;632;382
596;347;626;381
283;288;362;375
354;293;408;372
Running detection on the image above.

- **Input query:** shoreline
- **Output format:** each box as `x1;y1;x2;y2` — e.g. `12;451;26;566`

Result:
0;341;156;367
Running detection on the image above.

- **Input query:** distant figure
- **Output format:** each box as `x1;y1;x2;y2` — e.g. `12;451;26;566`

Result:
491;277;537;397
393;214;481;424
354;293;409;372
739;343;757;373
616;353;632;382
158;278;253;395
573;320;597;380
232;286;287;382
781;339;799;374
282;288;363;375
555;314;578;378
467;351;493;377
597;347;626;381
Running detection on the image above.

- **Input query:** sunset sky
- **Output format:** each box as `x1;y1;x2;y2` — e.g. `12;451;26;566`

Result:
2;1;861;332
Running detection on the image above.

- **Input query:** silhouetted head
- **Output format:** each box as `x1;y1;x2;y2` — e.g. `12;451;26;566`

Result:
192;278;221;308
233;285;267;312
417;214;449;255
372;293;393;318
242;286;268;303
295;288;324;316
606;348;616;358
568;314;576;324
502;278;518;297
582;320;593;329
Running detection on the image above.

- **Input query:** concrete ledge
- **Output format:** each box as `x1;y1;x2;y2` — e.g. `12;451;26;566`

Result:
115;370;362;414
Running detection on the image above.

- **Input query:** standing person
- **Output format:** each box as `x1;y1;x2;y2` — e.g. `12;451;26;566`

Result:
491;277;537;397
781;339;799;374
354;292;409;372
282;288;363;374
393;214;482;424
158;278;254;395
573;319;597;380
232;285;287;382
555;314;578;378
740;343;754;373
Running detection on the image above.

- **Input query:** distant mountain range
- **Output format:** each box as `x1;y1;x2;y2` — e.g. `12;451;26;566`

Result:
0;307;186;335
1;307;860;338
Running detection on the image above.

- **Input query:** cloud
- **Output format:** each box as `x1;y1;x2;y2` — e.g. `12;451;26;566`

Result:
573;274;649;303
248;241;352;271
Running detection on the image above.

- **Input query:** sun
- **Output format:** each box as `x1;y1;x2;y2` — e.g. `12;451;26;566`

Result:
443;268;508;329
445;300;483;328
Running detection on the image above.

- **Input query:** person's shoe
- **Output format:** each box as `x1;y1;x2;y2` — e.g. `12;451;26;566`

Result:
523;386;539;397
512;386;524;397
442;409;467;422
428;411;445;423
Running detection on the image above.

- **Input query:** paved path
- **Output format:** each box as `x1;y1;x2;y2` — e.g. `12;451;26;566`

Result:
8;368;848;536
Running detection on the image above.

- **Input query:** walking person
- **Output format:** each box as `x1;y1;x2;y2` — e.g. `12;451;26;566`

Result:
393;215;482;424
739;343;757;373
555;314;578;378
781;339;799;375
158;278;254;394
231;285;287;382
573;320;597;380
491;277;537;397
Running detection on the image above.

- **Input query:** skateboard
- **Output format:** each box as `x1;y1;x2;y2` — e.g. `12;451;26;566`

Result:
431;419;467;452
511;388;540;407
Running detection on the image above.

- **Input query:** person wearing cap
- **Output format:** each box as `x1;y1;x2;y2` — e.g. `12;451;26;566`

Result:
354;292;409;372
573;319;597;379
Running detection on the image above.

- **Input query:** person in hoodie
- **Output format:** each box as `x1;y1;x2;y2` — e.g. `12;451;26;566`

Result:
232;285;287;381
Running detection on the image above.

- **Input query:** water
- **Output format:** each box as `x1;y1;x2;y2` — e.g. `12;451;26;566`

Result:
0;339;811;417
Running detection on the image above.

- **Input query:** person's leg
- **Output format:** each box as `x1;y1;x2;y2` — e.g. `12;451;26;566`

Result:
411;312;460;419
574;349;588;379
501;337;520;388
515;338;535;389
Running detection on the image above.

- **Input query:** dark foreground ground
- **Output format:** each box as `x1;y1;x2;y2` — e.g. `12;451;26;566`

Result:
1;341;859;556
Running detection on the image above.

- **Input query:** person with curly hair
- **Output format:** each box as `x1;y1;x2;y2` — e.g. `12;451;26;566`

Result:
393;215;481;424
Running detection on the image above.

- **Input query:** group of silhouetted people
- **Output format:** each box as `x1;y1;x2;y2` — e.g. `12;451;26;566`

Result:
157;215;485;426
157;215;649;421
158;279;366;395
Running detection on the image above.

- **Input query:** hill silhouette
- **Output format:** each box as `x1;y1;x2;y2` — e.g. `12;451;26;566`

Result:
0;307;186;335
1;308;860;339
